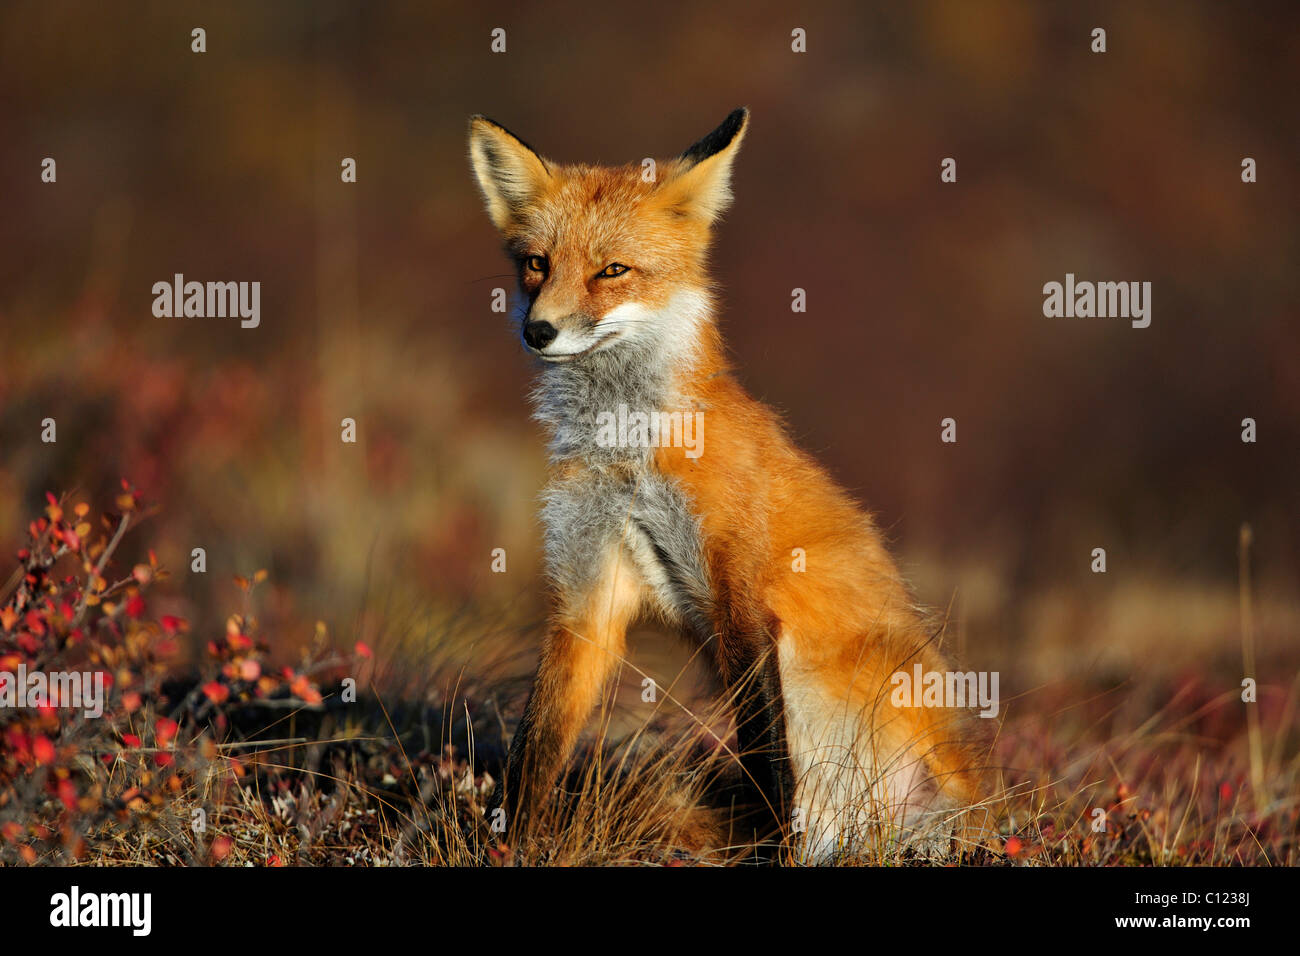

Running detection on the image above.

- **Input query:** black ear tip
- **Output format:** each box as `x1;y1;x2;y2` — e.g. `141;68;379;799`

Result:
467;117;551;174
680;108;750;165
717;108;748;141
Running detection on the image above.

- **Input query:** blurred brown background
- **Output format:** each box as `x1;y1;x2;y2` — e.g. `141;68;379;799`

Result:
1;0;1297;698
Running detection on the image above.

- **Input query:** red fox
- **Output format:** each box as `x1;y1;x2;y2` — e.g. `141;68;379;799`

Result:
469;108;990;862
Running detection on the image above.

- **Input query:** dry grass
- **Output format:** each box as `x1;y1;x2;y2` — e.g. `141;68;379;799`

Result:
2;494;1296;867
62;617;1300;867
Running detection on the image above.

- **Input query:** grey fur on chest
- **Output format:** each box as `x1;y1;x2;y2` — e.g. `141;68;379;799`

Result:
531;344;713;633
531;339;672;466
539;467;713;634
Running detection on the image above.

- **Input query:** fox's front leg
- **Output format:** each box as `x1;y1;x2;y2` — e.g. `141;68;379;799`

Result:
495;546;643;839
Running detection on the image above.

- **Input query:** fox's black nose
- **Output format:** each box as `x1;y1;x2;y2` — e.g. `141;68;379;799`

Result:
523;320;558;350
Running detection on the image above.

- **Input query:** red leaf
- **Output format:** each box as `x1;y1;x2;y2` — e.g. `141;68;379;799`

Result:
57;778;77;811
155;718;178;746
290;674;323;705
4;727;30;758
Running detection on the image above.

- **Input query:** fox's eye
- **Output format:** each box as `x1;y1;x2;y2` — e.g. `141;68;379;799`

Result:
525;255;548;273
597;263;630;278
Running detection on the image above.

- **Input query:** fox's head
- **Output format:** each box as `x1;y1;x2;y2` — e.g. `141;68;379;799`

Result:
468;109;747;363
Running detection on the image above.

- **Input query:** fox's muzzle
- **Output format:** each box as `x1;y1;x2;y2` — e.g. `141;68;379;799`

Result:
523;320;558;350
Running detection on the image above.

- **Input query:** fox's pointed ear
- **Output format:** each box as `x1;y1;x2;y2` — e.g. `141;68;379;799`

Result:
468;115;552;231
657;108;748;224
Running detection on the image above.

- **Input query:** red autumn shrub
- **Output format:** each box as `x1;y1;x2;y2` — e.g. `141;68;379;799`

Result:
0;483;341;864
